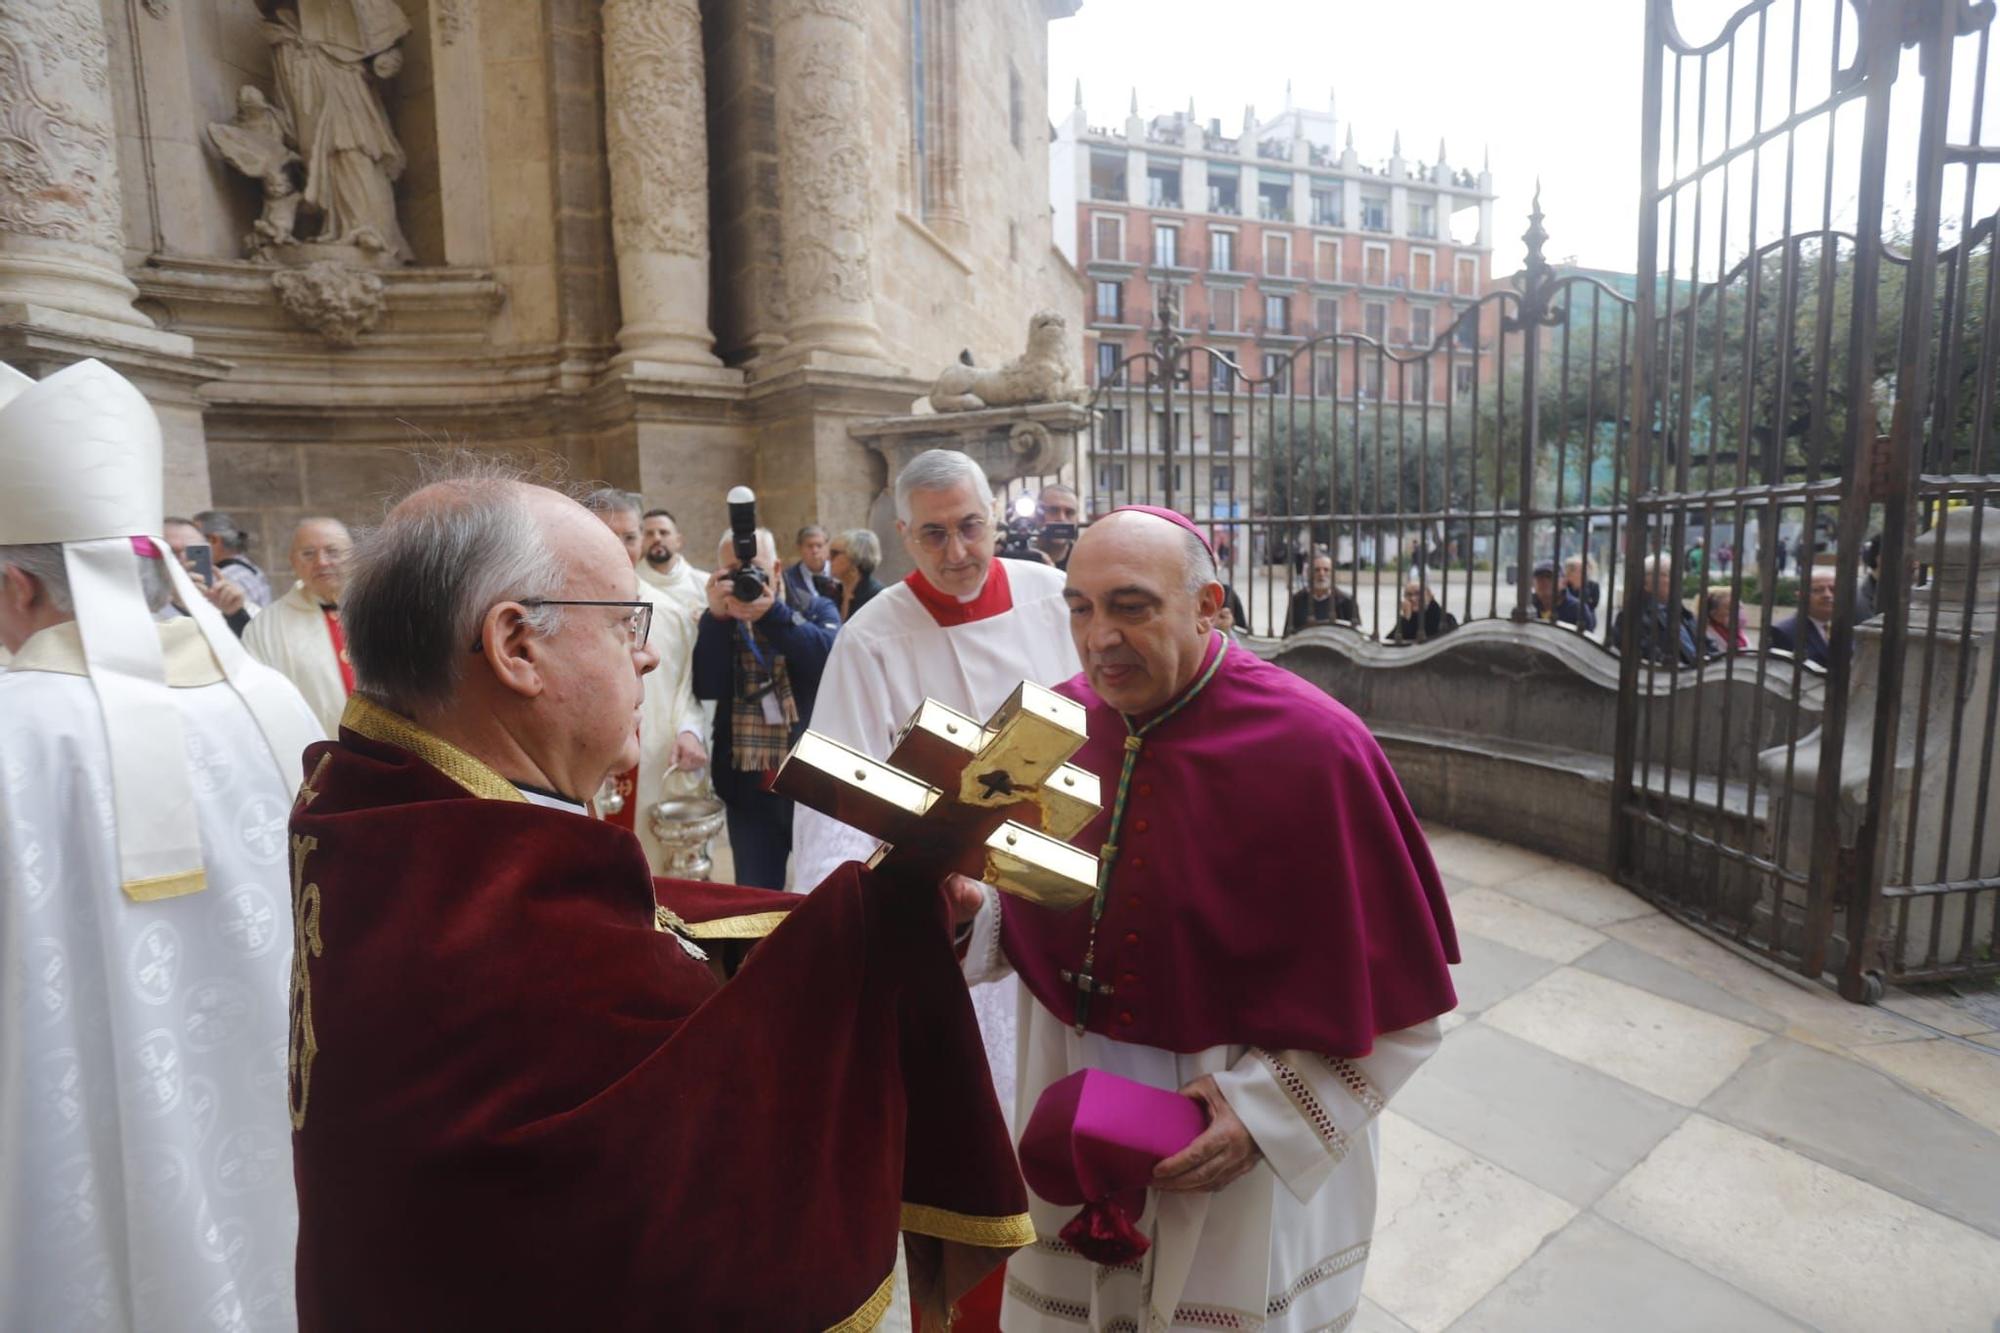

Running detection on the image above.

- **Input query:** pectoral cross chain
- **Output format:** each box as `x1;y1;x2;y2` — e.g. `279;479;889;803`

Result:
1061;964;1115;1031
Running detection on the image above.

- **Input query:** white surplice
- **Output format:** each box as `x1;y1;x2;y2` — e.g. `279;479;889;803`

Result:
638;556;708;619
790;558;1081;1121
240;580;348;736
0;619;324;1333
963;890;1441;1333
632;577;707;871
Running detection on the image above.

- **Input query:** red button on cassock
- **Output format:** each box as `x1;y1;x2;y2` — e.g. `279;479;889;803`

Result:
1120;970;1138;984
1134;819;1150;834
1137;783;1153;798
1131;856;1147;870
1118;1011;1135;1026
1124;931;1140;945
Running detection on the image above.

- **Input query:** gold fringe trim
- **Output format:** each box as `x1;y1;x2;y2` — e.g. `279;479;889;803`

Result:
900;1202;1038;1249
824;1267;897;1333
340;696;525;803
679;909;790;940
123;867;207;902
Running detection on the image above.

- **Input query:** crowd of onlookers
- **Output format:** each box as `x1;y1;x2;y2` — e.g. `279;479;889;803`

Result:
1258;531;1882;673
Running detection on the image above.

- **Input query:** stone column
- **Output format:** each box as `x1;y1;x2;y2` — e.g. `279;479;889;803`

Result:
771;0;887;363
602;0;724;370
0;0;150;327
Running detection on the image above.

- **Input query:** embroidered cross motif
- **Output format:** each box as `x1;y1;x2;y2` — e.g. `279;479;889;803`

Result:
772;683;1103;910
287;833;323;1130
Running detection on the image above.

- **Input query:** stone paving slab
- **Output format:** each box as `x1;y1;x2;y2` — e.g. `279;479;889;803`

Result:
1352;1298;1417;1333
1481;862;1660;929
1878;988;2000;1038
1573;938;1785;1032
1366;1114;1576;1333
1702;1038;2000;1239
1445;933;1558;1016
1598;1115;2000;1333
1851;1035;2000;1139
1448;1213;1809;1333
1424;831;1563;888
1391;1022;1687;1207
1601;912;1923;1051
1481;966;1769;1106
1440;888;1607;964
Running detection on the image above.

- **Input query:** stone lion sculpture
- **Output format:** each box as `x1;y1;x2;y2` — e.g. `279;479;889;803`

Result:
928;310;1086;412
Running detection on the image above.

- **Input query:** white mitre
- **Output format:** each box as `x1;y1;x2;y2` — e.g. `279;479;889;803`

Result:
0;358;319;900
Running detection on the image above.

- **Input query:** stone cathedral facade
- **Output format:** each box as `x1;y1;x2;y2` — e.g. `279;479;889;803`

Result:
0;0;1083;557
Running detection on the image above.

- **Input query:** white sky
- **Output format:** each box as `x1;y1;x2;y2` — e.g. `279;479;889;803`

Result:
1049;0;1993;277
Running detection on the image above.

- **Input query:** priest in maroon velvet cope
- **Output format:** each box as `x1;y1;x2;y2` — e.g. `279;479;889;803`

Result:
954;506;1460;1331
289;470;1032;1330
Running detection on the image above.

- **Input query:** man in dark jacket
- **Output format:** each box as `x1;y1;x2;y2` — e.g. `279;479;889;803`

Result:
1530;560;1595;633
1768;564;1838;669
693;525;841;888
1390;579;1459;643
1286;552;1359;633
1611;554;1699;667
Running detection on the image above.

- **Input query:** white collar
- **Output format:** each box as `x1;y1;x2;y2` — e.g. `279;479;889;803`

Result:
516;785;587;814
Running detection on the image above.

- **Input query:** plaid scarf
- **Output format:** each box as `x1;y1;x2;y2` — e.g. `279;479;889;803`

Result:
730;622;799;772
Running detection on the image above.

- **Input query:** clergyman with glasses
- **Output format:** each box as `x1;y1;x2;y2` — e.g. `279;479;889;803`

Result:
691;518;842;888
793;451;1080;1281
289;463;1034;1326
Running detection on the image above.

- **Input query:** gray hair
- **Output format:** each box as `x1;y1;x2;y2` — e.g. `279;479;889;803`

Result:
0;541;172;614
193;509;250;554
795;524;827;545
579;487;643;520
894;449;993;523
342;468;567;714
1037;482;1080;507
843;527;882;577
1181;530;1218;596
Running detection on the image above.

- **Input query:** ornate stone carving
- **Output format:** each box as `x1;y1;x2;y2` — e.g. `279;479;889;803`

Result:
780;44;873;306
209;1;414;266
208;87;305;258
0;0;123;257
929;312;1086;412
602;0;709;260
435;0;472;45
272;261;386;346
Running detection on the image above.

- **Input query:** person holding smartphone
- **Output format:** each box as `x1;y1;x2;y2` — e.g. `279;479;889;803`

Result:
163;515;253;634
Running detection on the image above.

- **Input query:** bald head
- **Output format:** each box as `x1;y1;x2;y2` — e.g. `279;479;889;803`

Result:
344;473;656;800
290;516;352;604
1064;510;1224;715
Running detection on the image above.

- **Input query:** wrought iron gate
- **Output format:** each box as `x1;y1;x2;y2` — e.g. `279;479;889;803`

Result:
1023;0;1999;1002
1613;0;2000;999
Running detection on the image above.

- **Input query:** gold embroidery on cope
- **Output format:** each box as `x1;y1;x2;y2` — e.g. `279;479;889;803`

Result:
288;832;324;1129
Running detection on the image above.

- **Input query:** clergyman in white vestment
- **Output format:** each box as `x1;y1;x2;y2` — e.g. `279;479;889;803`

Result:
242;516;355;735
791;451;1081;1126
0;358;322;1333
580;489;708;871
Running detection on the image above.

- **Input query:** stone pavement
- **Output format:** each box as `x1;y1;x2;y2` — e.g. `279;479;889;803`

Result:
1358;826;2000;1333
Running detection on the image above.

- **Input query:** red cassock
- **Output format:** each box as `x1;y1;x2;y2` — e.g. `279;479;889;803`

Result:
287;697;1033;1331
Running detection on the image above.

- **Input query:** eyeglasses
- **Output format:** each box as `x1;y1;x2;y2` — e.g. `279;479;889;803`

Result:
469;598;652;652
913;517;991;551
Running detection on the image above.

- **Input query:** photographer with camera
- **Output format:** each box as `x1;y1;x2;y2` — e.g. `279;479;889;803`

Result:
691;488;841;888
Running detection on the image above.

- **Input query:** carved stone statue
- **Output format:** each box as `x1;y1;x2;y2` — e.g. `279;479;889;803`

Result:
927;310;1086;413
207;87;304;255
213;0;414;266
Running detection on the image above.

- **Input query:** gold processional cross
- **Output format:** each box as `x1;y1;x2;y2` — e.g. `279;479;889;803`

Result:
774;682;1108;996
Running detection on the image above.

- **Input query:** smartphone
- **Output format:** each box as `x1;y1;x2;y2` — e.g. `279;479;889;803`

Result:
186;541;214;585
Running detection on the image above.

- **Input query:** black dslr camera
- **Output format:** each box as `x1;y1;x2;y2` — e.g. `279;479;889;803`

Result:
726;486;770;602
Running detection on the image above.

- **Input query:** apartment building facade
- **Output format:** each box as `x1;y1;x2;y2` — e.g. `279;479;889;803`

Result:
1052;89;1499;518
